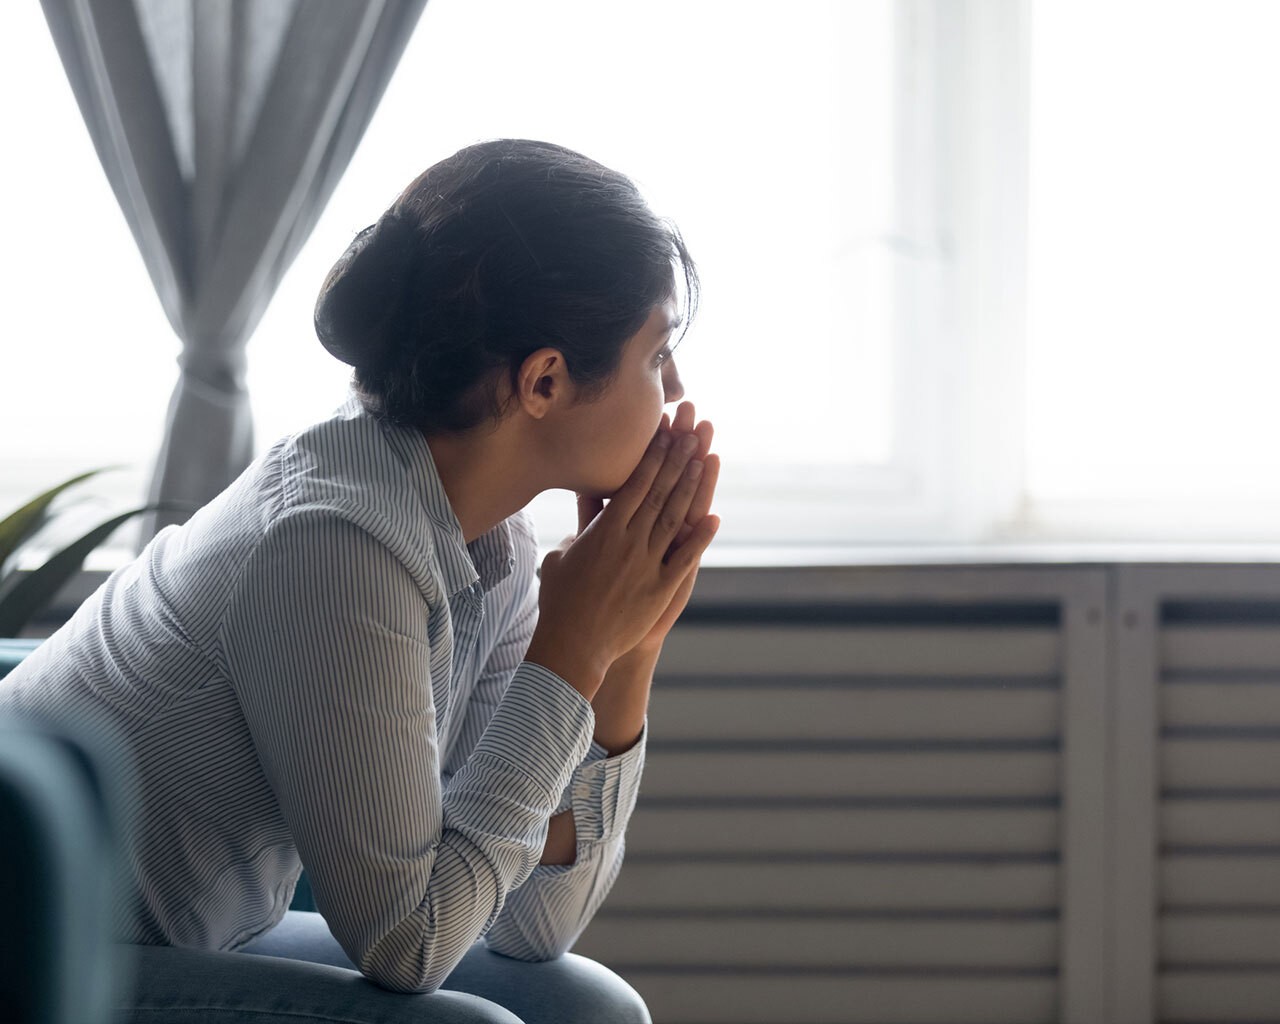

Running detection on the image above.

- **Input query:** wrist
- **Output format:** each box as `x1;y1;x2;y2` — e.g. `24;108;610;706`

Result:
616;640;663;670
591;648;658;755
525;629;609;700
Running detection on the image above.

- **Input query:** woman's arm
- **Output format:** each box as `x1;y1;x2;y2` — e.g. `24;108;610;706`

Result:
482;407;719;959
523;417;719;699
219;511;594;993
437;523;647;958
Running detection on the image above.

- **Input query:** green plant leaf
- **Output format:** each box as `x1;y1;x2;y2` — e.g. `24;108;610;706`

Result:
0;468;121;568
0;506;146;637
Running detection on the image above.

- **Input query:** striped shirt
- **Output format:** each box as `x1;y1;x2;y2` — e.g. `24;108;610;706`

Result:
0;396;645;993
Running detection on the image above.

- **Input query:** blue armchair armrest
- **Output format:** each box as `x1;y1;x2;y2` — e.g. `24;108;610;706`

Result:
0;638;43;679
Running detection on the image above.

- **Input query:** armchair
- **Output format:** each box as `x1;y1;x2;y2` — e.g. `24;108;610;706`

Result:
0;698;127;1023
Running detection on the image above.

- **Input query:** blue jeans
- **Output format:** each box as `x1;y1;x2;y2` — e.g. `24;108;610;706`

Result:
118;911;652;1024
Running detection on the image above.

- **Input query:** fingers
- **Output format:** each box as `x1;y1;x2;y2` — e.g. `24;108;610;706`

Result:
629;431;699;534
669;417;717;543
609;422;676;519
538;545;564;580
577;493;604;534
671;401;696;434
665;514;720;576
668;408;711;457
665;453;717;561
686;452;720;528
650;449;706;554
692;419;714;459
608;405;713;552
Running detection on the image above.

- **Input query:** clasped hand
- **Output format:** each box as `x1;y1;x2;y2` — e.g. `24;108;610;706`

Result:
527;402;720;699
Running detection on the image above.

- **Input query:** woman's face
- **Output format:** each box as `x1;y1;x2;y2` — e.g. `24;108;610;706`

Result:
561;298;685;497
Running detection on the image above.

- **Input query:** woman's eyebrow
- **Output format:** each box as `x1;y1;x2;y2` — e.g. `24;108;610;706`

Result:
655;325;679;351
662;313;683;335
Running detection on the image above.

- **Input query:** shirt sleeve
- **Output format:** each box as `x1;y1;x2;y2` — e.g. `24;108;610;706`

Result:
218;511;594;993
483;723;646;960
445;551;647;960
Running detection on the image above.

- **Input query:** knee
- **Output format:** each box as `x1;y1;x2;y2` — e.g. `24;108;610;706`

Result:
447;943;652;1024
551;953;651;1024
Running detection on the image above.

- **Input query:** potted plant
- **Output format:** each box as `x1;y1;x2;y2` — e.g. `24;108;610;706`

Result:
0;470;176;675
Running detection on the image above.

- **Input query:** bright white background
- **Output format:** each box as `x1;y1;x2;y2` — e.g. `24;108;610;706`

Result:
1022;0;1280;538
3;1;1280;552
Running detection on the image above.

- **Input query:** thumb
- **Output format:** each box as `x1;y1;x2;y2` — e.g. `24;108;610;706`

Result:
540;544;566;578
577;492;604;534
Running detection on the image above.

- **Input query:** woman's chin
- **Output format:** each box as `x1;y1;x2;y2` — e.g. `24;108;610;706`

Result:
579;475;629;502
576;452;648;501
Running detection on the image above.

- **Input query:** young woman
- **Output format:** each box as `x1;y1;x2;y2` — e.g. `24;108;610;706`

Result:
1;139;720;1024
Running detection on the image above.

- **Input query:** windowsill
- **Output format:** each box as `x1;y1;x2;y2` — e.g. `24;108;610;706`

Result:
698;541;1280;569
14;539;1280;639
72;540;1280;576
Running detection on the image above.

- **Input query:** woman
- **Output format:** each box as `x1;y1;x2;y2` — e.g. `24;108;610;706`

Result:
1;139;720;1023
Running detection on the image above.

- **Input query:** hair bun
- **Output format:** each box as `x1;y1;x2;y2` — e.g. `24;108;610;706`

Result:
314;212;419;368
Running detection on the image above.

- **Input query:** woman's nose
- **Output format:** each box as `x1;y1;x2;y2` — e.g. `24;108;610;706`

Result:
663;359;684;404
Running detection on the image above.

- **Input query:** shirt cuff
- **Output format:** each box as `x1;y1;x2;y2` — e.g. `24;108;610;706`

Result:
553;719;647;844
469;661;595;803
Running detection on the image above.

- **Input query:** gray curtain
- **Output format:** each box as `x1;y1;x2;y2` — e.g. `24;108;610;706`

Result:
39;0;428;539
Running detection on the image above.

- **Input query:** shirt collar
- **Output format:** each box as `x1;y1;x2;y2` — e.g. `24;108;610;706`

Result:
374;408;515;598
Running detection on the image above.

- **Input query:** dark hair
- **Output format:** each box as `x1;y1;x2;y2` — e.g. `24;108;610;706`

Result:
314;139;698;433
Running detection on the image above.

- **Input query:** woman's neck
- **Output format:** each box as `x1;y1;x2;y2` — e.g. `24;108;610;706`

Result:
423;421;542;543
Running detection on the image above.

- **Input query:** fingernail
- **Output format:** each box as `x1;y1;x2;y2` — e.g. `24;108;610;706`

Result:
686;459;704;479
656;431;672;449
680;434;698;453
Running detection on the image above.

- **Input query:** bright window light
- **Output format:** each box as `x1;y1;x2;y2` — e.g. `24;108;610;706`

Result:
251;0;899;542
0;1;176;507
1025;0;1280;537
2;0;899;551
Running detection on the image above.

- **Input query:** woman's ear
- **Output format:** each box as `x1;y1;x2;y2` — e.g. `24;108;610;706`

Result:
514;347;573;419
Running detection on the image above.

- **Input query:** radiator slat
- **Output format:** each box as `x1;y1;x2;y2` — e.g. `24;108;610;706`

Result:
625;973;1057;1024
1163;626;1280;673
576;915;1058;969
1162;913;1280;964
626;807;1060;856
1165;681;1280;728
642;750;1059;799
647;687;1059;741
1158;973;1280;1023
1162;740;1280;789
1161;800;1280;846
1162;855;1280;906
607;862;1058;912
661;625;1060;677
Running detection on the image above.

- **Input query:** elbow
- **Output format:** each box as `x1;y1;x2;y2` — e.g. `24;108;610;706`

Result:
357;928;570;991
359;957;451;995
356;924;471;995
483;914;581;963
486;935;574;963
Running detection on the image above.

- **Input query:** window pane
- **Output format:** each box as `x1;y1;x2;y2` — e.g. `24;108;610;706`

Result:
3;0;899;549
250;0;899;540
0;2;176;513
1026;1;1280;535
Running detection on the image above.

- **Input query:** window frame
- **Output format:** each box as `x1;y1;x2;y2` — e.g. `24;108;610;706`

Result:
709;1;1031;547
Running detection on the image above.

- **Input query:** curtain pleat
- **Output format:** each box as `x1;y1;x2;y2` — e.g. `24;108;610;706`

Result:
39;0;429;539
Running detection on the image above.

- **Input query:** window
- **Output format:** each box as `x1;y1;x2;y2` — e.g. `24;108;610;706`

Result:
0;1;177;521
1021;0;1280;542
6;1;1278;557
250;0;920;547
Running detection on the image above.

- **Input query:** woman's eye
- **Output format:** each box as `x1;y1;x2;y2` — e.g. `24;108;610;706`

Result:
655;346;672;366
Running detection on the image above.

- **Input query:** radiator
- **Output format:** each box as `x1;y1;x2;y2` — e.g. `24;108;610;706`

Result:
573;562;1280;1024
